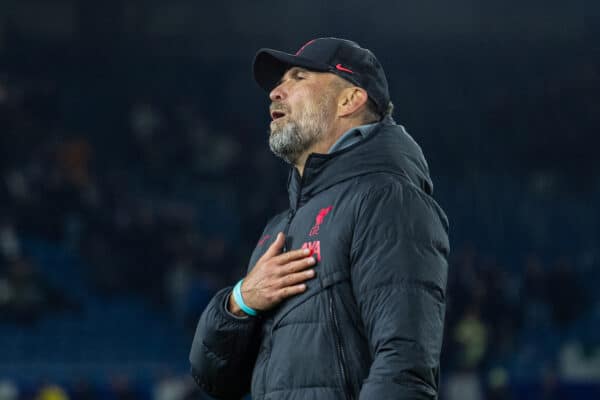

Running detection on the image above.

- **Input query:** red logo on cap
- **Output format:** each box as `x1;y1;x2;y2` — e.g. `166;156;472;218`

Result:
295;39;317;56
335;64;354;74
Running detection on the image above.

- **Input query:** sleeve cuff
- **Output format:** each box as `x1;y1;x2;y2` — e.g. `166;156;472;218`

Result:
222;289;252;320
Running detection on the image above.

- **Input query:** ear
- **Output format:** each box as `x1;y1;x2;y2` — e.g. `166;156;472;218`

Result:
337;86;369;118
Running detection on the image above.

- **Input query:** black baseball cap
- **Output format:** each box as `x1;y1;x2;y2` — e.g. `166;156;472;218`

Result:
253;37;390;116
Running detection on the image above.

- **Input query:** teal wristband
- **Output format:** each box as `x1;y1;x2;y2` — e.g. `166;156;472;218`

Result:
233;279;258;317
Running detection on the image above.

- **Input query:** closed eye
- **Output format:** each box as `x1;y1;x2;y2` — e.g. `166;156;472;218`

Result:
293;69;309;81
277;67;310;86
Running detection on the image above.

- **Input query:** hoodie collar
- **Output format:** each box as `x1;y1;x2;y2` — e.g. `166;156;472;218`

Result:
327;121;379;154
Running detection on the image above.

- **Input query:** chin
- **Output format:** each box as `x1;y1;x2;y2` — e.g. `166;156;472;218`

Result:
270;120;286;135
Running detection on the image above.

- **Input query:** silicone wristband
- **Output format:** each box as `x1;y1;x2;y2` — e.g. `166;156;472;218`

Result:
233;279;258;317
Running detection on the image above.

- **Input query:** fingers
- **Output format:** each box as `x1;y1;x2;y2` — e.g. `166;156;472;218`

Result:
276;283;308;301
273;246;313;265
279;268;315;287
259;232;315;267
261;232;286;259
245;232;320;311
280;255;316;276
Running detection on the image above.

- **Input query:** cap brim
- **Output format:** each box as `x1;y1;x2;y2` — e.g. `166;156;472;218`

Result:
253;49;330;92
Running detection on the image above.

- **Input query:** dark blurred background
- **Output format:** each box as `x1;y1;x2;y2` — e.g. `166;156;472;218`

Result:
0;1;599;399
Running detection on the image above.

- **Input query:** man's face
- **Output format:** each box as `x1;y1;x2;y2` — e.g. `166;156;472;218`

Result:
268;67;339;164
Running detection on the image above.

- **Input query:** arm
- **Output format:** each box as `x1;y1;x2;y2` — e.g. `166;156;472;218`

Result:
189;233;317;399
189;287;261;399
351;182;450;400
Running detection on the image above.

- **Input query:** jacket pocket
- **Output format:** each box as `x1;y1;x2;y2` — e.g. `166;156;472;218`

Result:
328;289;354;400
272;268;349;330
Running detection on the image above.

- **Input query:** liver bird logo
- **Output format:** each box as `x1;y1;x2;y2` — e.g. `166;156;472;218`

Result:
309;206;333;236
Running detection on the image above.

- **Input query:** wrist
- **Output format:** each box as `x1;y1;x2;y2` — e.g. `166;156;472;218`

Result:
232;279;259;317
228;291;247;317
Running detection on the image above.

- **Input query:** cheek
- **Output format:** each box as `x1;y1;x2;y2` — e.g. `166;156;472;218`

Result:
287;86;314;114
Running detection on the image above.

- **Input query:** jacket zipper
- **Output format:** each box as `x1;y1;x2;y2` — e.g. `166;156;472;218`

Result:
329;292;353;400
282;166;305;252
264;167;304;393
282;209;295;252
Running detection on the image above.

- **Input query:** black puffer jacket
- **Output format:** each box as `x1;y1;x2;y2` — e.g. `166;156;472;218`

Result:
190;117;450;400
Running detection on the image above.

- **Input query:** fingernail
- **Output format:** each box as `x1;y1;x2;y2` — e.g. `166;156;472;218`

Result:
304;248;310;255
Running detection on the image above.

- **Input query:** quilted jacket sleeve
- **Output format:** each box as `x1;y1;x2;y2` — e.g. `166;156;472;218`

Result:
350;181;450;400
189;287;261;399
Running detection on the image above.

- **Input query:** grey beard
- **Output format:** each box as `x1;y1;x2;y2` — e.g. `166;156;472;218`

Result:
269;121;315;165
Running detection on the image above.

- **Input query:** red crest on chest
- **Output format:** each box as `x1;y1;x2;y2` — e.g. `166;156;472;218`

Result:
309;206;333;237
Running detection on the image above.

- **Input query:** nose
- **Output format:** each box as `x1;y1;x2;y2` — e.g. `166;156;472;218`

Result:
269;82;287;102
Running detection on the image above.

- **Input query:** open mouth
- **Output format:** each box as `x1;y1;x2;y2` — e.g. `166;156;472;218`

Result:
271;110;286;121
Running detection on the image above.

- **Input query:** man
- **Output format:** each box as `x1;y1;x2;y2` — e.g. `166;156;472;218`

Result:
190;37;450;400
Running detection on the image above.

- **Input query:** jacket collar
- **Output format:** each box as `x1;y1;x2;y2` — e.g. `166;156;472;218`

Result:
287;117;433;211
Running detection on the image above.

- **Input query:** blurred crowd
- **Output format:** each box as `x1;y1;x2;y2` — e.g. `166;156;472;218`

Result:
0;72;274;331
0;374;214;400
1;39;600;399
443;246;599;400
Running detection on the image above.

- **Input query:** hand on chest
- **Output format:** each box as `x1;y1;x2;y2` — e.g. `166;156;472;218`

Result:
251;199;353;282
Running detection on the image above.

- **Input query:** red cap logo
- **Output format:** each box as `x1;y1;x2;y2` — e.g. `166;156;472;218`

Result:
335;64;354;74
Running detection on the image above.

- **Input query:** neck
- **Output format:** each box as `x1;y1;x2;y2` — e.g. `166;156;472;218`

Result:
294;118;364;176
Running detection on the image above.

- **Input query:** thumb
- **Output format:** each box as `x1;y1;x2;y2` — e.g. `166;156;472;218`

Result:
261;232;285;259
